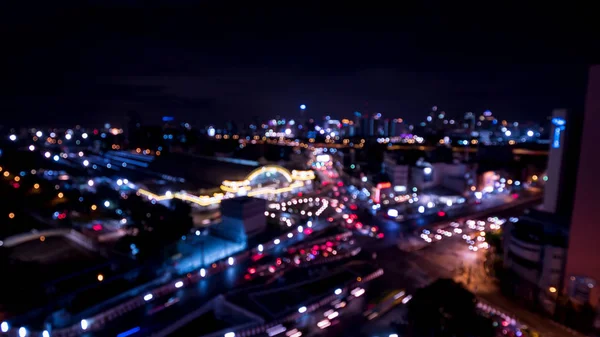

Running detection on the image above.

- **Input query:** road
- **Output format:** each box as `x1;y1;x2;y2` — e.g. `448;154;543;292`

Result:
404;218;582;337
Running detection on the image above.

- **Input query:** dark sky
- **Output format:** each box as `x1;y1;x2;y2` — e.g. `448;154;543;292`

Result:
1;4;597;128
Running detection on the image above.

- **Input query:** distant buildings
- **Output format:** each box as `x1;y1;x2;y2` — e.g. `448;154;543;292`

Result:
383;150;475;196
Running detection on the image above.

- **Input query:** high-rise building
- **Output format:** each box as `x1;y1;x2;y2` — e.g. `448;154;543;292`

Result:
542;109;578;216
564;65;600;307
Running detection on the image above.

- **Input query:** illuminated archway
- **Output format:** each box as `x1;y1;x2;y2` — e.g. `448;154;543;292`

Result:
246;165;293;184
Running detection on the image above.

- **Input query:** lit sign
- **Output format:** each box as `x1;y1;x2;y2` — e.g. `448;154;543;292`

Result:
316;154;331;162
551;118;566;149
376;182;392;190
373;182;392;204
551;117;566;126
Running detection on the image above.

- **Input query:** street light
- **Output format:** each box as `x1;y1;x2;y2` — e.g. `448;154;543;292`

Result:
300;104;306;110
549;286;557;293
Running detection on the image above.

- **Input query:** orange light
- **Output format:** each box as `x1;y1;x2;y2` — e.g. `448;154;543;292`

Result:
8;212;15;219
97;274;104;282
34;183;40;189
376;182;392;189
14;176;20;182
58;192;64;198
40;236;45;242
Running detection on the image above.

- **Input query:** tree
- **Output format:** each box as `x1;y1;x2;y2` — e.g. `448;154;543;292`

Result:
407;278;494;337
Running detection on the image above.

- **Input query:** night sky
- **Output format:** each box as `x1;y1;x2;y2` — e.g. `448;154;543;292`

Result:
1;4;597;128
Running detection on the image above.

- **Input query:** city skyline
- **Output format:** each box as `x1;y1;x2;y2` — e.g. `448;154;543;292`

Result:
2;8;595;128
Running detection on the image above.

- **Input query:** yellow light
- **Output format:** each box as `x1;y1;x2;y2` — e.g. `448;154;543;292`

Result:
0;166;3;172
91;204;97;211
507;179;513;185
549;286;557;293
34;183;40;189
246;165;293;184
532;175;538;181
14;176;20;182
97;274;104;282
8;212;15;219
3;171;9;177
471;139;478;144
58;192;64;198
470;186;476;192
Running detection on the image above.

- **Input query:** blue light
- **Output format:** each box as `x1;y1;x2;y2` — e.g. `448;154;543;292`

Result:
552;117;566;126
300;104;306;110
553;126;564;149
117;326;141;337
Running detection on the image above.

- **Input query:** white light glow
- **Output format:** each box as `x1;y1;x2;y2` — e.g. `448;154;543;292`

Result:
117;179;123;186
144;293;153;301
335;288;342;295
505;130;511;137
19;327;27;337
387;209;398;218
65;134;72;140
83;160;89;167
104;200;110;207
36;131;43;137
298;306;307;313
175;281;183;288
88;179;94;186
274;239;280;245
42;331;50;337
224;333;235;337
200;268;206;277
257;244;264;252
81;133;88;139
9;134;17;141
44;151;51;158
28;145;35;151
80;319;88;330
418;206;425;213
228;257;234;265
423;167;432;175
1;322;8;332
